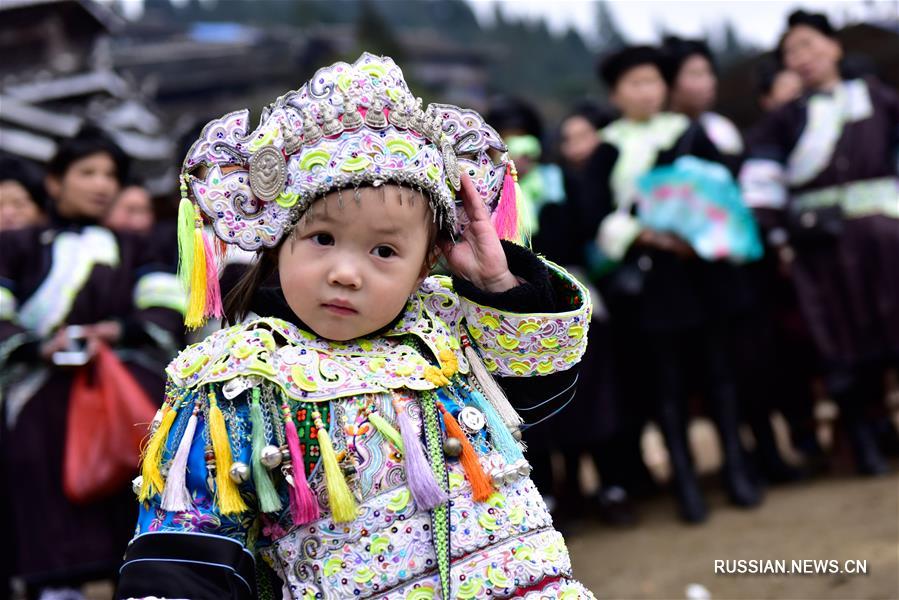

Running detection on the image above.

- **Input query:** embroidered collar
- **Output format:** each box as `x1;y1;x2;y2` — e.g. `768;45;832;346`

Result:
167;276;469;402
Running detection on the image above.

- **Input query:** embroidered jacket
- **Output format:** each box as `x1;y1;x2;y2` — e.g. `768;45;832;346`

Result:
118;247;595;600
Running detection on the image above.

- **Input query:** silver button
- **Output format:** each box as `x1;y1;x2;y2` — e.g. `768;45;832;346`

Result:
637;255;653;271
458;406;486;432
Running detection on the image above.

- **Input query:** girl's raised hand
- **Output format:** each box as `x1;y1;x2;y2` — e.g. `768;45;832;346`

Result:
438;173;518;293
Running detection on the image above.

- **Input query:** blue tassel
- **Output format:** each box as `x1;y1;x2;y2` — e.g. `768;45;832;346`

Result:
465;387;524;464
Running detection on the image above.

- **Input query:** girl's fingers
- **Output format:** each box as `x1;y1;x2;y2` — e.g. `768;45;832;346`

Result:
459;173;489;224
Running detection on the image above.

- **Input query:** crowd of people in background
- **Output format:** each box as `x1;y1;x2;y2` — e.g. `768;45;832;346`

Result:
0;8;896;599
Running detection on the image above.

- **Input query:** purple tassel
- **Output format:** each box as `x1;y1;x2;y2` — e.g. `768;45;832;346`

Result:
395;400;447;511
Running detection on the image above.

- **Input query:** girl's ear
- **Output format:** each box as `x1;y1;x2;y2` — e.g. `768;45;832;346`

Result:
418;245;441;283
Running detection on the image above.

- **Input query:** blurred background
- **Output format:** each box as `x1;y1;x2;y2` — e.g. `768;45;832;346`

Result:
1;1;897;599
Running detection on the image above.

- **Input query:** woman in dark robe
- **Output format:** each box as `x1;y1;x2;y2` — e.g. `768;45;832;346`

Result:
0;127;185;597
740;10;899;475
662;37;806;484
569;46;762;523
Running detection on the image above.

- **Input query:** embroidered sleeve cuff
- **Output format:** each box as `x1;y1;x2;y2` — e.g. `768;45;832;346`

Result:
459;259;592;378
596;212;642;261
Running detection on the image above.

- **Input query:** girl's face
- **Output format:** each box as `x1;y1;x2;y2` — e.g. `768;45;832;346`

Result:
560;115;600;168
670;54;717;115
0;180;42;231
781;25;842;90
278;185;434;341
48;152;120;221
610;64;667;121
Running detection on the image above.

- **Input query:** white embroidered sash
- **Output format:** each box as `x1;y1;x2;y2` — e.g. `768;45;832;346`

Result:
786;79;874;187
18;226;120;336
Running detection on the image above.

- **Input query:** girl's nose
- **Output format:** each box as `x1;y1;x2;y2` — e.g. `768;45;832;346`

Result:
327;257;362;289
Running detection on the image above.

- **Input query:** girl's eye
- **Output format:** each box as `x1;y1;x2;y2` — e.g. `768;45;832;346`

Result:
311;233;334;246
372;245;396;258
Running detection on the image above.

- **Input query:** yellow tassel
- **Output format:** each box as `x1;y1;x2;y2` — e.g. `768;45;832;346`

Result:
313;410;357;523
208;395;249;515
138;405;176;502
184;225;208;329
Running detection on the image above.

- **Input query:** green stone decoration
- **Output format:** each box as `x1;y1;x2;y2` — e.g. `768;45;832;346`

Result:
419;389;451;599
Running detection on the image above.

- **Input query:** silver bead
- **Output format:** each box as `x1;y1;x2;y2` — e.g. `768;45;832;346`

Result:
443;436;463;457
229;461;251;484
132;475;143;497
260;444;283;470
517;462;531;477
509;426;523;441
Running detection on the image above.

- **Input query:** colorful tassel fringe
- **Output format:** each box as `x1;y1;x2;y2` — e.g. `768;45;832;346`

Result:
202;233;223;321
250;389;282;514
208;394;248;515
461;334;523;428
313;409;358;523
493;162;521;243
393;396;447;511
138;404;176;502
367;410;404;453
283;403;319;525
176;194;195;289
160;400;198;512
179;170;218;330
184;223;208;329
437;402;493;502
465;387;524;464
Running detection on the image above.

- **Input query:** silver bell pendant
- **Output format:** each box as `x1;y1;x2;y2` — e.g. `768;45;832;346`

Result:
132;475;143;497
443;436;463;457
229;461;251;484
260;444;283;470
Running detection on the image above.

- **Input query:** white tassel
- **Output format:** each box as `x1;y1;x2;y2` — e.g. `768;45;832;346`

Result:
463;340;523;427
161;411;198;512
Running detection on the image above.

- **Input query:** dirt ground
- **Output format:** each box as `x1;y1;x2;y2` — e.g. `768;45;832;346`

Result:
566;472;898;600
565;420;899;600
66;420;899;600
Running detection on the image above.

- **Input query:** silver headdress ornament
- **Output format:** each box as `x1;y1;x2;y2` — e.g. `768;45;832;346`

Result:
180;52;515;251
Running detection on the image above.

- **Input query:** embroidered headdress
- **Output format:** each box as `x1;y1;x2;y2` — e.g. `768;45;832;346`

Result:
177;52;524;327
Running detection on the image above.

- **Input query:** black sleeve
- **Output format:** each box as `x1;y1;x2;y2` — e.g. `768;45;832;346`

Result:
117;532;256;600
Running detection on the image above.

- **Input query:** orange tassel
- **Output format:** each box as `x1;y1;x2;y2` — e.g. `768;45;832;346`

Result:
437;402;493;502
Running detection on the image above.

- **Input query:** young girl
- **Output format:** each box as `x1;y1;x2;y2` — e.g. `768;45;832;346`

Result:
117;53;594;599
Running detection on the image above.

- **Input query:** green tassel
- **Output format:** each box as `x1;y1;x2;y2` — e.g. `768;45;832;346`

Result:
250;388;283;514
367;409;404;454
177;191;196;288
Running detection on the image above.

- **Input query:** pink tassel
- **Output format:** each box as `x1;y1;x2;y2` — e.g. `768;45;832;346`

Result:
493;162;520;242
202;234;223;320
394;398;447;511
285;417;320;525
